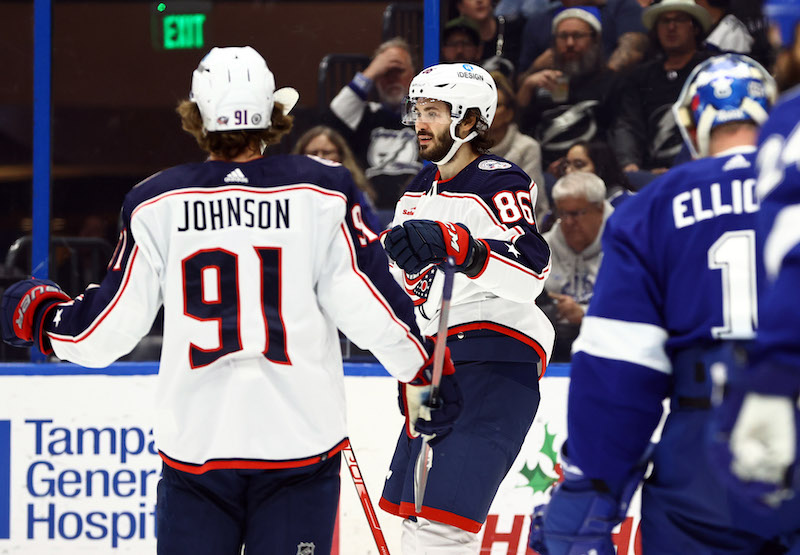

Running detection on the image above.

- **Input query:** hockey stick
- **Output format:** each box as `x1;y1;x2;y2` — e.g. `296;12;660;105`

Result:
414;256;456;513
342;440;391;555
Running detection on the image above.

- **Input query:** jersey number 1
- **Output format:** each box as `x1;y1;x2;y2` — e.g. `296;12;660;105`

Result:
183;247;290;369
708;230;758;340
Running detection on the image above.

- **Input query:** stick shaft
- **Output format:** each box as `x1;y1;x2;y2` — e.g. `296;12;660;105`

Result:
414;257;456;512
342;441;391;555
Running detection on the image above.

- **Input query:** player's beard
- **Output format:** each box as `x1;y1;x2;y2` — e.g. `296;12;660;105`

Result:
417;127;454;162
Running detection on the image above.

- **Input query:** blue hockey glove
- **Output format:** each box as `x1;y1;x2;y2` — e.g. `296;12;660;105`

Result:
384;220;485;276
534;445;647;555
400;337;462;440
1;278;71;353
708;346;800;508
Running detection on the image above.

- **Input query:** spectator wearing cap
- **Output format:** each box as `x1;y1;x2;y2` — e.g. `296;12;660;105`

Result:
612;0;713;177
518;0;648;75
442;16;482;63
516;6;623;169
487;71;549;223
696;0;754;56
453;0;526;79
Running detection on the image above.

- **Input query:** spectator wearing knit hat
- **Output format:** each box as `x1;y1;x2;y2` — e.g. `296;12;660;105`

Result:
517;6;623;168
518;0;648;75
612;0;713;175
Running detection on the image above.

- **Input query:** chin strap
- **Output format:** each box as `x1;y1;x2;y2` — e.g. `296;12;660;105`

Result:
433;119;477;166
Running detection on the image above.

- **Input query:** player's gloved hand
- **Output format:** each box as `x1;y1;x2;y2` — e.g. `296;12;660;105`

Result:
1;278;71;353
708;346;800;508
383;220;486;276
400;337;462;440
537;444;647;555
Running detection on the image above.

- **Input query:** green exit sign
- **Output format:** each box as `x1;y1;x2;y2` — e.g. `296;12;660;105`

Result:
151;1;211;51
163;13;206;49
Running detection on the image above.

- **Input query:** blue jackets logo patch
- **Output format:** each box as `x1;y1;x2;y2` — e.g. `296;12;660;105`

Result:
478;160;512;171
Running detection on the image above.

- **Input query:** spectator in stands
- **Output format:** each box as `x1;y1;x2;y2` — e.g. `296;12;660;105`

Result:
540;171;613;361
441;16;483;64
518;0;648;75
323;38;421;210
487;71;549;224
453;0;526;79
612;0;712;175
516;7;622;170
696;0;754;55
292;125;377;207
495;0;554;19
563;140;636;202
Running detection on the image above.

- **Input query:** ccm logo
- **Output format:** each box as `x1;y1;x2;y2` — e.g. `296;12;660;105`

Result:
444;222;460;252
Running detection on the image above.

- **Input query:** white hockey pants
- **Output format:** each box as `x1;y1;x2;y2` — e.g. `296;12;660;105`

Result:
400;517;479;554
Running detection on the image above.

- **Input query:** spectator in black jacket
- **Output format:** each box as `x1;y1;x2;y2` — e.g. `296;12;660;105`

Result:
517;7;623;170
453;0;526;79
612;0;713;177
323;38;422;210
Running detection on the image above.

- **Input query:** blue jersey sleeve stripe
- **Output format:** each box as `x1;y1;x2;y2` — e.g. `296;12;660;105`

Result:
764;204;800;280
573;316;671;374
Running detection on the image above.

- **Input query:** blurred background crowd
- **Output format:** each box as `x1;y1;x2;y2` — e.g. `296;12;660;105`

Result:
0;0;776;362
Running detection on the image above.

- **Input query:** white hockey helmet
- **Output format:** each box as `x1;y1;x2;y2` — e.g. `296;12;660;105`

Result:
402;63;498;165
673;54;777;158
190;46;299;133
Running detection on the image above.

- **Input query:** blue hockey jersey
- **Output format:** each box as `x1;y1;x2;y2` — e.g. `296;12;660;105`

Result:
566;147;762;488
43;154;429;471
751;89;800;369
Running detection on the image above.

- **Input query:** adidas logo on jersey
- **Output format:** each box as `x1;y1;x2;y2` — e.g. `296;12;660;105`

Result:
223;168;249;183
722;154;751;171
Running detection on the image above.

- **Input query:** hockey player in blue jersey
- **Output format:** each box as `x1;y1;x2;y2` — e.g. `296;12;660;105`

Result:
0;46;463;555
528;53;800;554
709;0;800;519
379;62;555;552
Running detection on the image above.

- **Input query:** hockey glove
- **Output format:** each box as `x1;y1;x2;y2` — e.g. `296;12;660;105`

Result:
384;220;486;276
400;338;462;440
708;346;800;508
533;444;647;555
1;278;71;353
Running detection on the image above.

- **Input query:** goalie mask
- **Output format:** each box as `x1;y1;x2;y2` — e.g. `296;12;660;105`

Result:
190;46;298;133
673;54;777;159
402;63;498;166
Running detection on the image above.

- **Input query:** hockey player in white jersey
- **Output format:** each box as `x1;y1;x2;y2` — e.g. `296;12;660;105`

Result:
379;63;555;552
529;53;800;554
0;46;463;555
709;0;800;523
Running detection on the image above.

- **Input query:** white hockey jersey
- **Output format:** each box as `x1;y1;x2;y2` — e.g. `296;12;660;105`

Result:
43;154;429;472
389;154;555;373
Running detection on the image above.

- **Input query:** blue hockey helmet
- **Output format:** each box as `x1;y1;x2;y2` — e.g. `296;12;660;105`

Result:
764;0;800;47
673;54;777;158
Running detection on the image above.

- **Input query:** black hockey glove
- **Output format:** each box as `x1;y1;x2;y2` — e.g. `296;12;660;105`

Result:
384;220;486;276
1;278;71;354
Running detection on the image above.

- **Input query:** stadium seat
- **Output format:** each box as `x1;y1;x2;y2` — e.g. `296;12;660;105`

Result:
382;2;424;64
317;53;371;115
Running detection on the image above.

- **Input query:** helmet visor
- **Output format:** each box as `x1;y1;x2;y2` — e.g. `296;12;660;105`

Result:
401;97;454;126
